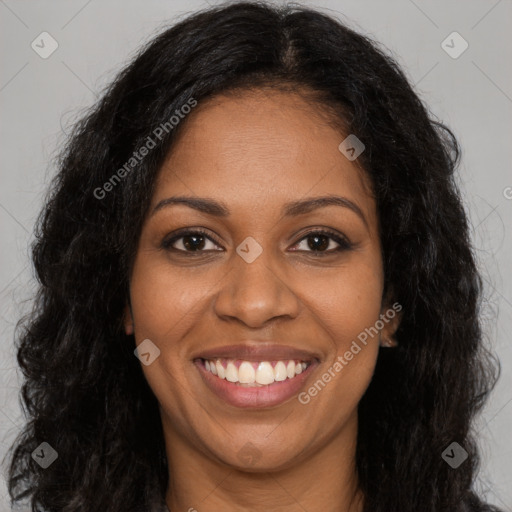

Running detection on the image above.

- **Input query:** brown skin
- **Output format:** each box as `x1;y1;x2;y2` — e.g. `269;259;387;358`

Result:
124;88;400;512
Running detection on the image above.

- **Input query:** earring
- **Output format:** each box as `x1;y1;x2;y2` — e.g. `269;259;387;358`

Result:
379;335;398;348
124;304;134;335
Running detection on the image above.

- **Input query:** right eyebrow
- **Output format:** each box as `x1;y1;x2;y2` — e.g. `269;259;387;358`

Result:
151;196;230;217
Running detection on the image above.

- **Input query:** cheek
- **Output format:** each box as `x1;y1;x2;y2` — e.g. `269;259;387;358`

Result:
301;255;383;349
296;257;383;405
129;255;212;341
320;281;382;348
128;255;214;426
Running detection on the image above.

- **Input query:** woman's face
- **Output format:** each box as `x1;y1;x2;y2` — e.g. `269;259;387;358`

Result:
126;89;398;472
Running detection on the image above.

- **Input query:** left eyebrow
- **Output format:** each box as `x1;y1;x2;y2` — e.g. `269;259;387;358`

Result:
282;196;368;229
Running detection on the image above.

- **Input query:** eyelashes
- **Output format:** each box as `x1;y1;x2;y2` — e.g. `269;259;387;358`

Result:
290;229;352;253
162;228;223;253
161;227;353;256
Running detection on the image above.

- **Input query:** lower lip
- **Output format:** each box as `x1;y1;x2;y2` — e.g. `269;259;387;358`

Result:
194;359;318;408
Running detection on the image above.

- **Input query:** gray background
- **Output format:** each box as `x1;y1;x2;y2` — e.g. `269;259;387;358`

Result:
0;0;511;510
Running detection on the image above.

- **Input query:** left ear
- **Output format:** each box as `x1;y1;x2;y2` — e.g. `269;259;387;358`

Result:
378;301;402;348
123;303;134;335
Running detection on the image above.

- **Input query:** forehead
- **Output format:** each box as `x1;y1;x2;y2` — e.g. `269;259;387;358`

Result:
154;89;374;217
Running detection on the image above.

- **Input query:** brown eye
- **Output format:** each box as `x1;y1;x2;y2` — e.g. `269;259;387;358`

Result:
180;233;207;251
291;230;352;254
162;229;223;252
305;233;330;251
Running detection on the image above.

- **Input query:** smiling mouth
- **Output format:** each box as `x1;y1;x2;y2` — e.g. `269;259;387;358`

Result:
199;358;312;387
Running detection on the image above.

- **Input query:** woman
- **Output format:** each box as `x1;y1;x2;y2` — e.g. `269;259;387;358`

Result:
5;2;503;511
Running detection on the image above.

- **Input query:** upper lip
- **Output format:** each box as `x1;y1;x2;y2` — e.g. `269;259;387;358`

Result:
193;343;320;362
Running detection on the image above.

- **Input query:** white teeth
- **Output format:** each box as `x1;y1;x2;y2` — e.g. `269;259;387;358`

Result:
238;361;256;384
286;361;295;378
204;358;310;385
255;362;275;385
216;360;225;379
274;361;287;381
225;361;238;383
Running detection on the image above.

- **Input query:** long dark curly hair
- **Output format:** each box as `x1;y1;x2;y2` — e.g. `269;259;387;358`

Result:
4;2;503;511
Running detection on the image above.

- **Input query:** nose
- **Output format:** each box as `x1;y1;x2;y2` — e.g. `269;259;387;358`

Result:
213;247;301;328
